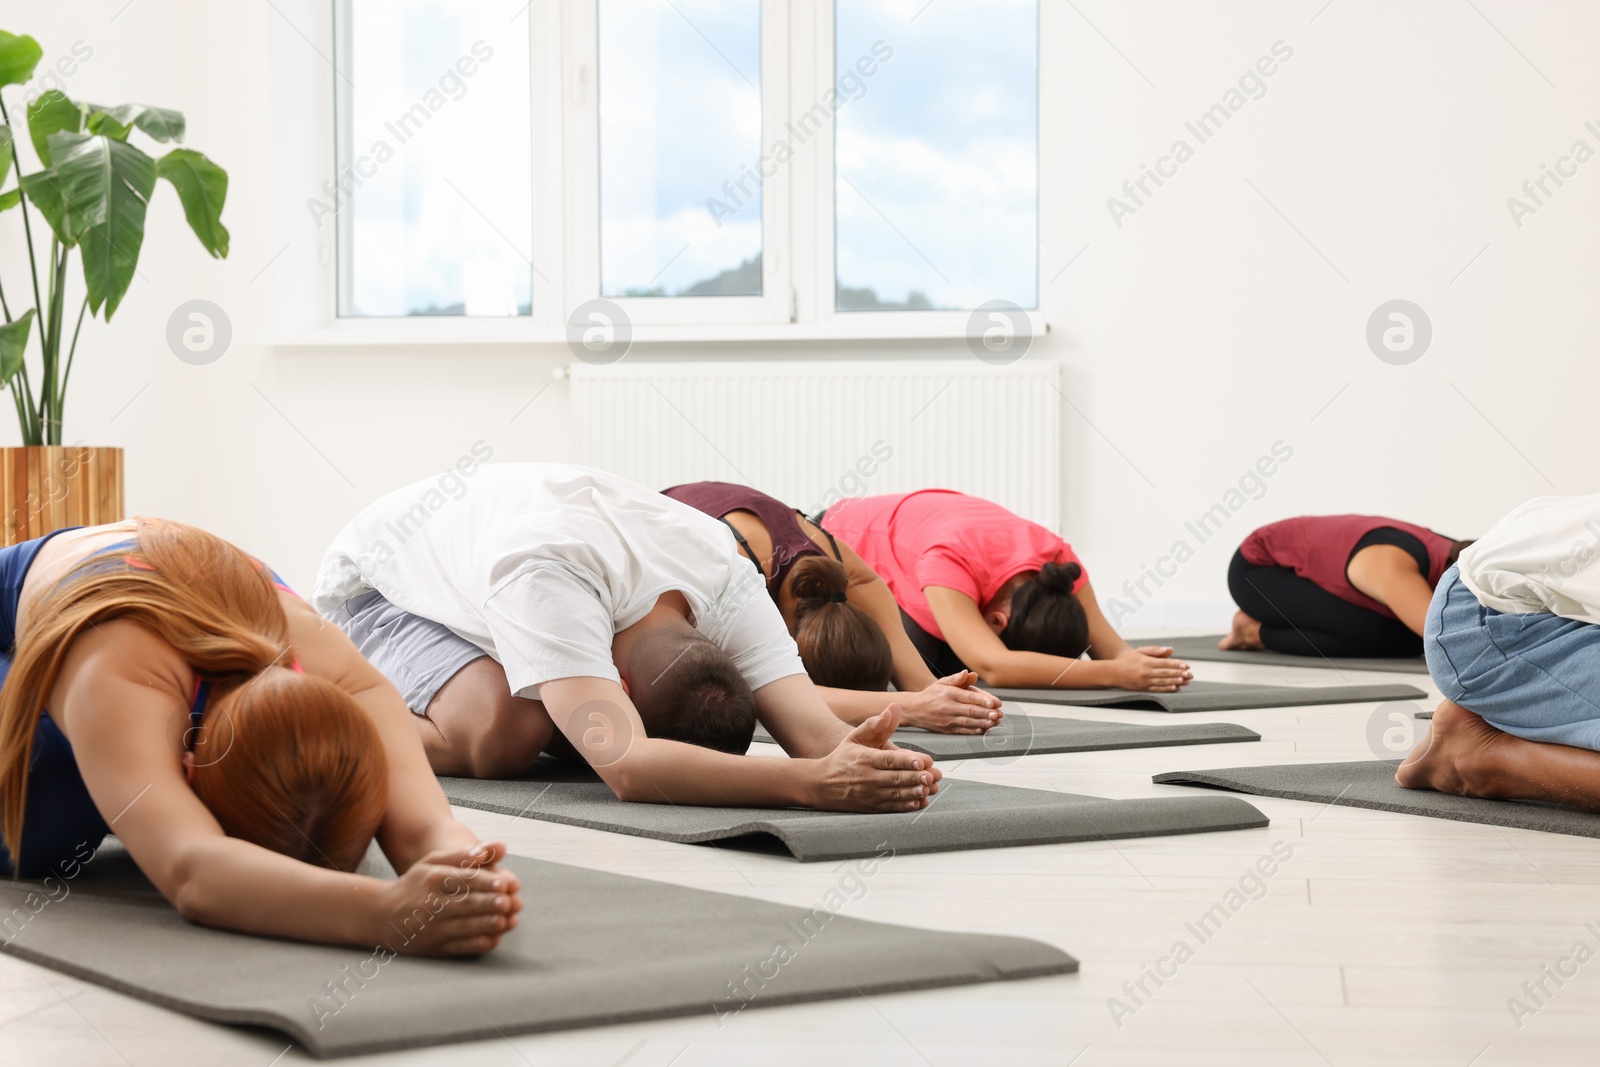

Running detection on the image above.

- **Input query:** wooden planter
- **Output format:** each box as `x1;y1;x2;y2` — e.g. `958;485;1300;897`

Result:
0;447;125;546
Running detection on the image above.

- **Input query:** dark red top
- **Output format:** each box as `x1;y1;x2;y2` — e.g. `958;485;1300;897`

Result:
1239;515;1454;619
661;482;834;598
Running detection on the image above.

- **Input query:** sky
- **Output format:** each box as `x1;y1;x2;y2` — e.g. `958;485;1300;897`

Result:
341;0;1036;316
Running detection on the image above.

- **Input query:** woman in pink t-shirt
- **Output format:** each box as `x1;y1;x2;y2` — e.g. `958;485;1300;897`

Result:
823;492;1193;692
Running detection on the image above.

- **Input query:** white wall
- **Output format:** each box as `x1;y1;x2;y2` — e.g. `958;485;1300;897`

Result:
4;0;1596;624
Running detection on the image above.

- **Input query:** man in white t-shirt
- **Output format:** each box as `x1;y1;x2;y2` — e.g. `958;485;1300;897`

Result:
1398;492;1600;811
312;463;940;813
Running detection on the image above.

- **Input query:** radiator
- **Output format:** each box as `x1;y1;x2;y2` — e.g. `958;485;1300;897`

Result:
567;360;1062;529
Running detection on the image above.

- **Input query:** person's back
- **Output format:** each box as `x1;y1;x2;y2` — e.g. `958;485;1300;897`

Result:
824;490;1075;641
315;465;946;813
1240;514;1456;617
314;462;769;697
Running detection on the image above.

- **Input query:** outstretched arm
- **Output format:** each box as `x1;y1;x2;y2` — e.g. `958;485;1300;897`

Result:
801;525;1002;731
1347;544;1434;637
285;593;483;869
1079;582;1193;690
58;619;518;955
926;582;1191;692
537;673;940;811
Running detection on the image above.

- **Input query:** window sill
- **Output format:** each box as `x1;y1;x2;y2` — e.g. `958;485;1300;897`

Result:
260;312;1049;348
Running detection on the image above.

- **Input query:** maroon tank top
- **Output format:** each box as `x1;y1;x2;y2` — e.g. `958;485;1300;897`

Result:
662;482;841;598
1238;514;1455;618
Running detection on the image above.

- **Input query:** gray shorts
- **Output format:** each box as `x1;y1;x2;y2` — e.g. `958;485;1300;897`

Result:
326;590;487;714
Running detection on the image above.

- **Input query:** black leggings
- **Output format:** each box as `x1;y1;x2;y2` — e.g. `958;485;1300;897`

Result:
1227;533;1425;658
899;608;971;677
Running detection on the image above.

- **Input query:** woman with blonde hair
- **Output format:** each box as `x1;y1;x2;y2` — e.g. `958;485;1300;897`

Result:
663;481;1002;733
0;519;521;956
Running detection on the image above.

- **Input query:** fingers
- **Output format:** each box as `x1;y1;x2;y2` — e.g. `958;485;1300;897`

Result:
431;909;520;956
422;840;508;872
949;687;1003;710
420;844;492;869
446;887;524;918
434;935;499;957
934;713;1001;734
870;746;932;772
936;673;1002;707
1137;646;1175;659
846;705;902;748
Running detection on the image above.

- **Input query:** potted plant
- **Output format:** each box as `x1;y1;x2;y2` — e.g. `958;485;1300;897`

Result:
0;27;227;543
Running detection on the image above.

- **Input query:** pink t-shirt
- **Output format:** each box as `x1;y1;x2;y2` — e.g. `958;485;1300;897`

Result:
823;491;1086;641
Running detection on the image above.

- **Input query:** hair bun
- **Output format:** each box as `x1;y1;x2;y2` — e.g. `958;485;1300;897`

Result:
789;555;850;612
1036;561;1082;594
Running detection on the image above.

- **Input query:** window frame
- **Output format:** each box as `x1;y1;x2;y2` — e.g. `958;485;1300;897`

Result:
264;0;1044;348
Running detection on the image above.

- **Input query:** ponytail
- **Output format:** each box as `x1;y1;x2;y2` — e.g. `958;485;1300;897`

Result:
789;556;894;691
1001;561;1090;658
0;519;385;872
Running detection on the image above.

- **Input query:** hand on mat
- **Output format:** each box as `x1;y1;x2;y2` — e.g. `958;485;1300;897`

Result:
1112;649;1194;693
902;671;1003;734
811;706;943;812
379;842;524;957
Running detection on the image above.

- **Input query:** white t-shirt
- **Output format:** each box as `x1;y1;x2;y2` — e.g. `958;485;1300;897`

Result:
312;463;806;697
1458;492;1600;625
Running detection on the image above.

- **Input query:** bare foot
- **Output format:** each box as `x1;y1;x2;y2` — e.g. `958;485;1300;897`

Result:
1395;699;1507;796
1218;610;1264;651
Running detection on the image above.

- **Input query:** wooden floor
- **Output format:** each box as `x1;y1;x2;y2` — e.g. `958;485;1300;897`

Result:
4;637;1594;1066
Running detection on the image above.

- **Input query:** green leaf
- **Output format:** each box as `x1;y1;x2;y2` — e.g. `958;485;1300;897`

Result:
0;188;18;212
25;90;84;167
0;310;35;388
85;110;131;141
86;103;185;144
40;132;156;320
18;130;109;246
19;169;77;243
156;148;228;258
0;125;11;176
0;31;42;87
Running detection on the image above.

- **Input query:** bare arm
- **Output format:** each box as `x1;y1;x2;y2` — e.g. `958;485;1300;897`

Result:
284;594;481;869
57;620;517;954
537;673;939;811
926;582;1192;692
800;523;1001;731
1347;544;1435;637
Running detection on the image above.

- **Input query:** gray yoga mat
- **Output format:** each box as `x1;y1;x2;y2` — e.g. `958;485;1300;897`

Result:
1140;634;1430;674
439;763;1268;861
0;847;1075;1058
1154;759;1600;838
750;714;1260;761
983;678;1427;713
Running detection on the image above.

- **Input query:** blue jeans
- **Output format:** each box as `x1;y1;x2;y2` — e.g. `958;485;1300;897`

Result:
1426;565;1600;750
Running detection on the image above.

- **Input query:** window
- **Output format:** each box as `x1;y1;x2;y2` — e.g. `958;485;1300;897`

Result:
834;0;1037;312
334;0;533;316
598;0;763;298
310;0;1040;338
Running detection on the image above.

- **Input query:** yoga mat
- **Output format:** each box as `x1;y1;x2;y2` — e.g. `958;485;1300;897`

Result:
1153;759;1600;838
1138;634;1430;675
983;679;1427;713
0;847;1075;1058
439;763;1268;861
750;714;1261;761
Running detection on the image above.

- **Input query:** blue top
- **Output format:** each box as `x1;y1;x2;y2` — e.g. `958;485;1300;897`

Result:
0;530;211;878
